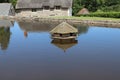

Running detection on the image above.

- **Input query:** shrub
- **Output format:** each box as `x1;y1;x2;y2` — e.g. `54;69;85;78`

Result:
77;12;120;18
101;5;120;12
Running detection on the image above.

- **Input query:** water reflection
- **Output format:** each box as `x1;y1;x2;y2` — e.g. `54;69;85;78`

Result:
17;21;89;52
18;21;58;37
0;21;120;80
75;24;89;36
0;20;14;50
18;21;89;37
51;39;78;52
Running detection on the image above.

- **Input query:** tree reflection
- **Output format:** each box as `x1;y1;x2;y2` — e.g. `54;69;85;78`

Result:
78;26;89;35
74;24;89;36
0;27;11;50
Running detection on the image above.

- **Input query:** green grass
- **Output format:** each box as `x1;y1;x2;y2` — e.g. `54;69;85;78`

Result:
49;16;120;21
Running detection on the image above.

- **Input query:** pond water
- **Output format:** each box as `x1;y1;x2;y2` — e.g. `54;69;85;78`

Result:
0;20;120;80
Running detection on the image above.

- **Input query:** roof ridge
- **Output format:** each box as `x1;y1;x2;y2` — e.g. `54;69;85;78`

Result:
50;22;78;34
16;0;73;9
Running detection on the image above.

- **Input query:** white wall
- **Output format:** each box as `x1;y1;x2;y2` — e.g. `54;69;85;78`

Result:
16;8;72;17
68;8;72;16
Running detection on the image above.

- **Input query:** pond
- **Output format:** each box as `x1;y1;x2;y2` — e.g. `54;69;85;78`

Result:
0;20;120;80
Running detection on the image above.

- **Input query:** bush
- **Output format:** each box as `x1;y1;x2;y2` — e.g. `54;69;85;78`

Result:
101;5;120;12
77;12;120;18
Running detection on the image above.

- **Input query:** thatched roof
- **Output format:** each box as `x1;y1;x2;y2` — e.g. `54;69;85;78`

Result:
0;3;13;16
16;0;73;9
77;8;89;15
51;39;78;51
50;22;78;34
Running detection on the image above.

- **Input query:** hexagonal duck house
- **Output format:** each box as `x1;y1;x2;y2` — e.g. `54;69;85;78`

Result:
50;22;78;39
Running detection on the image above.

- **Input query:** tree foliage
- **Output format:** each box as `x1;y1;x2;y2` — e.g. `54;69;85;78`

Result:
73;0;120;15
0;0;17;6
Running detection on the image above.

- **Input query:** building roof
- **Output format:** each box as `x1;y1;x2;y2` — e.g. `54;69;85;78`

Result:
77;8;89;15
0;3;12;16
16;0;73;9
50;22;78;34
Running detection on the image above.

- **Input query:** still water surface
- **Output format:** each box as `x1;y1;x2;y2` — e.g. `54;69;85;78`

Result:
0;20;120;80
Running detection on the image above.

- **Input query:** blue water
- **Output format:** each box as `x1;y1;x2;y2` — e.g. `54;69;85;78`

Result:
0;21;120;80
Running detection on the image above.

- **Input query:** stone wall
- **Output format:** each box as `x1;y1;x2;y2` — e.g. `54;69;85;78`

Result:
16;9;71;17
1;16;120;28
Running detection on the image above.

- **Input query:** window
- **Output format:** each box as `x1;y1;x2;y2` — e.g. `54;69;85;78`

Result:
60;34;62;37
32;9;37;12
62;8;68;11
55;6;61;10
44;6;50;10
39;8;43;11
50;8;54;11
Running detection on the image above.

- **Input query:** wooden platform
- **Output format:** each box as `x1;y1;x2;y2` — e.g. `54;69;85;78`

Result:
51;36;77;39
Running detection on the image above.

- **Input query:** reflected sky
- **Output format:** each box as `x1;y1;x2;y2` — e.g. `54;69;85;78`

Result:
0;21;120;80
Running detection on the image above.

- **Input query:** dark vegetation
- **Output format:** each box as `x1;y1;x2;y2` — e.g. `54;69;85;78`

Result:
73;0;120;15
77;12;120;18
73;0;120;18
0;0;17;6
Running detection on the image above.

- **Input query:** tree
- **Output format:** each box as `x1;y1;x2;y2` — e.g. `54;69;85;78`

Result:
72;0;83;15
9;0;17;6
0;0;17;7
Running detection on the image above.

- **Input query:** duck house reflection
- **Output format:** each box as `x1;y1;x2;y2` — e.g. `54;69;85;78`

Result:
51;39;78;52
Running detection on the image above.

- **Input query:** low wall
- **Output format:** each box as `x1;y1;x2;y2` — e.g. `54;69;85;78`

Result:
0;16;120;28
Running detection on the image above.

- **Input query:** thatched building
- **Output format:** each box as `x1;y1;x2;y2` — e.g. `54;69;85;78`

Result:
50;22;78;39
0;3;15;16
77;8;89;15
16;0;73;17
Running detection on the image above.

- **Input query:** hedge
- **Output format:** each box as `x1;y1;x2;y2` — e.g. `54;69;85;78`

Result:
77;12;120;18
